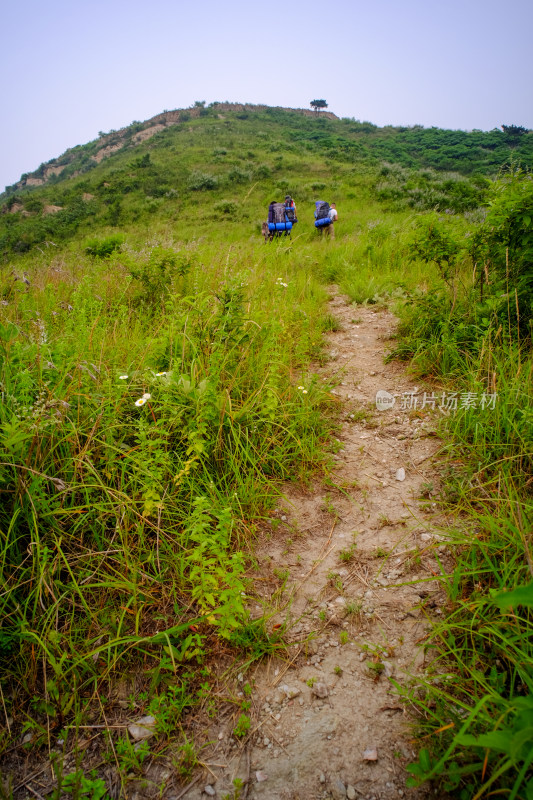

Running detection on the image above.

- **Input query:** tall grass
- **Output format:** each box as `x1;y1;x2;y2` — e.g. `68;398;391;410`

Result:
1;108;531;794
399;482;533;799
388;207;533;796
0;235;338;761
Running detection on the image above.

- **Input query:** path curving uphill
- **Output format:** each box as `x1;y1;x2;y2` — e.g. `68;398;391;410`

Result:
184;289;451;800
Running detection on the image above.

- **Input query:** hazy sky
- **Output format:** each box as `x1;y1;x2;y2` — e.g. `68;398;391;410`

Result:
2;0;532;191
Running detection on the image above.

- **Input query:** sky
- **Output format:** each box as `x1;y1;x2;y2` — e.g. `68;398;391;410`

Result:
2;0;532;191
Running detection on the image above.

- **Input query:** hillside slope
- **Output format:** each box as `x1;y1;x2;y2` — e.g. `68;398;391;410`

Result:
0;100;531;799
1;103;532;260
3;103;340;196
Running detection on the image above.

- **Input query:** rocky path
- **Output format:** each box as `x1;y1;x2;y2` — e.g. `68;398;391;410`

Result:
185;290;450;800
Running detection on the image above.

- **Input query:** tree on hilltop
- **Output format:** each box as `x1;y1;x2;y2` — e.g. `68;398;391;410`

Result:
311;99;328;113
501;124;530;145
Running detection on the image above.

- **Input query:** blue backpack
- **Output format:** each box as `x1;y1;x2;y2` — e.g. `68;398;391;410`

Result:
268;202;292;233
315;200;331;227
285;206;297;223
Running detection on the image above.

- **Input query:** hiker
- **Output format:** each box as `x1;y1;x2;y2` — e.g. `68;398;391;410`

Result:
284;195;298;225
265;200;278;241
314;200;332;235
327;203;338;238
265;200;293;240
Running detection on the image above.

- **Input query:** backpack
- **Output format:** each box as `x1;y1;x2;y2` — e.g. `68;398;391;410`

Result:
315;201;330;220
285;206;297;223
267;202;292;235
273;202;287;223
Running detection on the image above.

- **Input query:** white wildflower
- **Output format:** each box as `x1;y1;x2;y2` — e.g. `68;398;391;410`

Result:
156;371;167;376
119;375;129;380
142;393;151;400
135;398;146;407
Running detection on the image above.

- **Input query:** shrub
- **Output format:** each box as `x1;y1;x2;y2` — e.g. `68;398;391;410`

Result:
84;234;124;258
24;198;43;213
214;200;239;216
254;164;271;178
227;168;251;184
481;168;533;338
127;246;192;306
188;171;218;191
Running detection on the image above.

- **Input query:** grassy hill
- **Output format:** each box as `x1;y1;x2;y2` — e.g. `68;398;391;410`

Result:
2;104;532;258
0;103;532;798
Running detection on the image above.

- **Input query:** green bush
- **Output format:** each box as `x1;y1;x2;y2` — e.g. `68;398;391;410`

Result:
254;163;271;178
84;234;124;258
188;171;218;191
227;168;251;184
127;246;192;306
213;200;239;216
480;168;533;338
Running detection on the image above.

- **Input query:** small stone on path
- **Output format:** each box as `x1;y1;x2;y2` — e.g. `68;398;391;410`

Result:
127;715;156;741
281;684;301;699
331;777;347;799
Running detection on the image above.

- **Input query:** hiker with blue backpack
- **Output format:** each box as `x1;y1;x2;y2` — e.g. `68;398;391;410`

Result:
285;195;298;223
314;200;338;238
264;198;296;241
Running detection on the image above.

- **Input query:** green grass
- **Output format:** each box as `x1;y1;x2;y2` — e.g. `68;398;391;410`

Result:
0;104;531;797
0;230;342;774
388;172;533;798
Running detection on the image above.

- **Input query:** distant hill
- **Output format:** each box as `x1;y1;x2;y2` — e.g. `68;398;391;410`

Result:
4;103;532;198
1;102;531;259
3;104;339;196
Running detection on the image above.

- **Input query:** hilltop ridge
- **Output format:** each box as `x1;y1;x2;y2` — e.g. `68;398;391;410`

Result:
6;103;339;195
2;101;532;258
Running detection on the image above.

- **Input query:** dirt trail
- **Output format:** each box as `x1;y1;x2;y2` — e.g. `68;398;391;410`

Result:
185;289;449;800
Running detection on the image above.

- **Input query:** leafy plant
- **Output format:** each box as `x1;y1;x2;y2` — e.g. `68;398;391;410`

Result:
233;714;251;737
84;234;124;258
188;171;218;190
